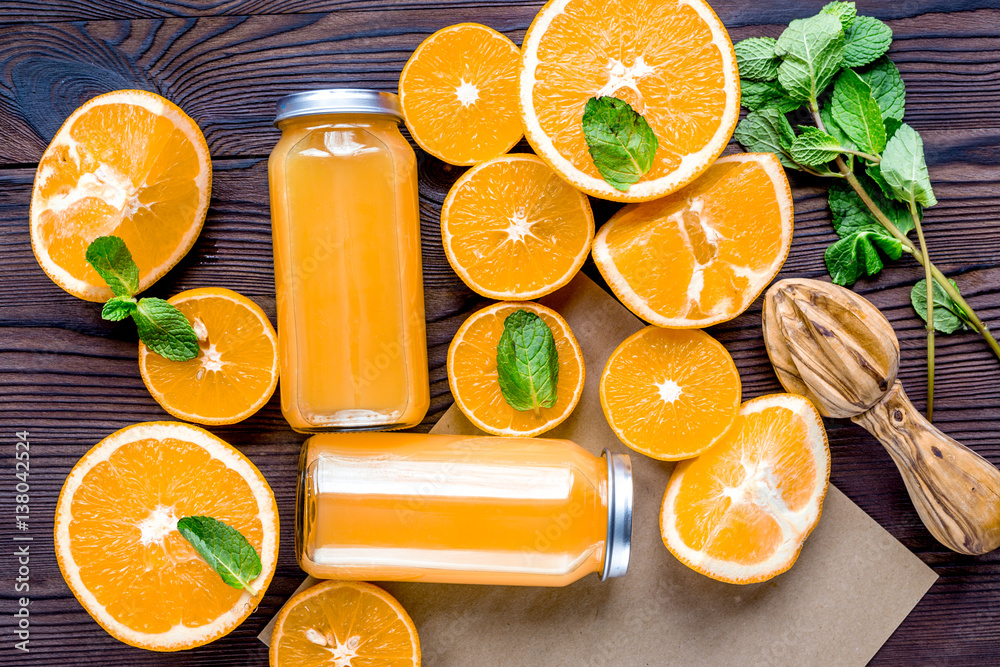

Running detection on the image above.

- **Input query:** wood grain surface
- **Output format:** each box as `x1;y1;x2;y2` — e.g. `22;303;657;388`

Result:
1;0;1000;664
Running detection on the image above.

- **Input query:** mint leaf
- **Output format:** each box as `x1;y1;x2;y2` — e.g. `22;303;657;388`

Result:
831;68;886;155
177;516;262;596
822;1;857;29
843;15;892;68
820;100;854;149
133;297;199;361
790;126;843;166
829;185;874;237
740;80;801;113
880;123;937;207
911;278;971;334
85;236;139;298
582;96;658;191
884;118;902;141
774;13;845;102
866;161;895;200
734;109;797;169
858;57;905;121
825;229;903;286
496;309;559;414
735;37;780;81
101;296;137;322
829;171;915;237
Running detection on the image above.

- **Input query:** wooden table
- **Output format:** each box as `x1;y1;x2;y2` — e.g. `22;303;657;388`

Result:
1;0;999;663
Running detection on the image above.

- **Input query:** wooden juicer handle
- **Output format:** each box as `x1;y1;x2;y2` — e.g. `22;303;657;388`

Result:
853;380;1000;555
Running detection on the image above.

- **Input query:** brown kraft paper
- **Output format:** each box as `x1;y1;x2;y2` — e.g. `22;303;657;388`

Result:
261;273;937;666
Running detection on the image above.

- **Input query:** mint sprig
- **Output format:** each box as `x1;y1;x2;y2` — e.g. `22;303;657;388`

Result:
733;1;1000;421
177;516;262;596
842;15;892;68
733;109;797;169
581;96;658;192
86;236;139;297
912;278;973;334
880;123;937;207
830;68;886;156
773;13;845;102
734;37;780;82
740;80;801;113
85;235;198;361
821;0;856;29
858;57;905;122
789;126;843;166
496;309;559;415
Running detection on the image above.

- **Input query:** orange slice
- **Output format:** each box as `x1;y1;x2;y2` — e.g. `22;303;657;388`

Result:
270;580;420;667
660;394;830;584
447;301;584;436
593;153;793;328
54;422;279;651
30;90;211;302
138;287;279;425
519;0;740;202
600;326;741;460
441;154;594;300
400;23;522;165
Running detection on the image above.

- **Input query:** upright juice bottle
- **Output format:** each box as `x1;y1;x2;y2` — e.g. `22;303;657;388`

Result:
296;432;633;586
269;89;429;432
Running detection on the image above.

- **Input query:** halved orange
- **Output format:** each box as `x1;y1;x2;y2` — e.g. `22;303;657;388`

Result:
30;90;211;302
448;301;584;436
138;287;279;425
660;394;830;584
519;0;740;202
54;422;279;651
400;23;522;165
600;326;741;460
270;580;420;667
441;154;594;300
593;153;793;328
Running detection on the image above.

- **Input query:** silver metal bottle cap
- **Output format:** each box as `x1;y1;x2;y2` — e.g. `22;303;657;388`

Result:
274;89;404;125
601;449;633;580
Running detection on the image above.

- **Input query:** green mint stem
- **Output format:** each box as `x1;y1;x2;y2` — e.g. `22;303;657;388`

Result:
813;101;1000;409
837;161;1000;363
800;164;846;178
839;148;881;164
909;200;935;420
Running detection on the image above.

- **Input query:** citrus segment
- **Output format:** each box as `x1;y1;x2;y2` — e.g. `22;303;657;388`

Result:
600;326;741;460
448;301;584;437
269;580;420;667
519;0;740;202
400;23;522;165
138;287;279;425
660;394;830;584
441;154;594;300
593;153;793;328
30;90;211;302
54;422;279;651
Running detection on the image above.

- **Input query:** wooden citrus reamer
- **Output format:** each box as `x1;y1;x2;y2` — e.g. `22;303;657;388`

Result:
762;278;1000;555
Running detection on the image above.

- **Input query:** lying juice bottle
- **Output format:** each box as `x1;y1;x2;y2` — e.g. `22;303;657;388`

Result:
296;432;633;586
269;89;429;432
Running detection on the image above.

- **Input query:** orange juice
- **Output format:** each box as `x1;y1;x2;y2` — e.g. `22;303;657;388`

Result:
296;432;632;586
269;90;429;433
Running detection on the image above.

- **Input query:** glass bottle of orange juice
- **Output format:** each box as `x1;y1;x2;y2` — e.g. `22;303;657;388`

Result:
269;89;429;432
296;432;633;586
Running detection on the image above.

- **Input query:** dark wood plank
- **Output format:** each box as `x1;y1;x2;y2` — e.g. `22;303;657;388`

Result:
2;1;1000;665
0;7;999;163
0;0;994;23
